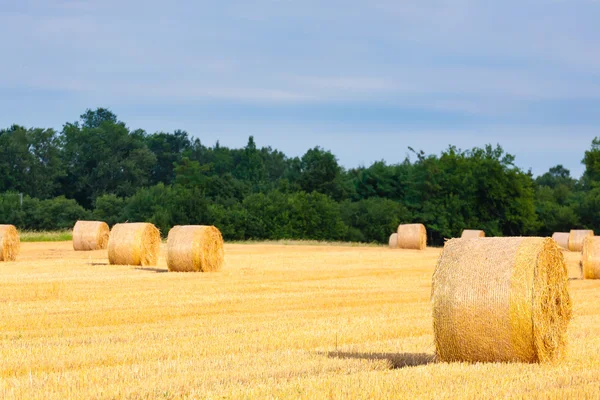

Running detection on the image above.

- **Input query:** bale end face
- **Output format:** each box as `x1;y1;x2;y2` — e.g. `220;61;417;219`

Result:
167;225;224;272
0;225;20;262
432;237;571;363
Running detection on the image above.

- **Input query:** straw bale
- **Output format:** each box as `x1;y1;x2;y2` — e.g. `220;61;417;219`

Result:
397;224;427;250
552;232;569;250
388;233;398;249
108;223;160;266
72;221;110;251
167;225;224;272
0;225;20;262
568;229;593;252
460;230;485;239
432;237;571;363
582;236;600;279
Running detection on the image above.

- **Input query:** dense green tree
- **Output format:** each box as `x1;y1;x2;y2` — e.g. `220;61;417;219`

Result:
0;125;64;198
583;138;600;187
146;130;191;185
60;109;156;207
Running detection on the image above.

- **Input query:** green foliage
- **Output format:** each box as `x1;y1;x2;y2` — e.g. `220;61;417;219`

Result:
4;109;600;244
341;198;410;243
60;109;156;207
20;230;73;242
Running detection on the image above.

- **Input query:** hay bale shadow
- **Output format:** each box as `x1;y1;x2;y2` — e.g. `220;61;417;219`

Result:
135;267;169;273
323;351;434;369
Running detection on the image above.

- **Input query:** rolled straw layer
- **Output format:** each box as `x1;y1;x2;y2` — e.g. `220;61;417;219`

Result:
568;229;593;252
73;220;110;251
397;223;427;250
582;236;600;279
432;237;571;363
167;225;224;272
460;230;485;239
108;223;161;266
0;225;20;261
388;233;398;249
552;232;569;250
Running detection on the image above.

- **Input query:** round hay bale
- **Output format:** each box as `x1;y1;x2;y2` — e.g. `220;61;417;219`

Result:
72;221;110;251
568;229;593;252
460;229;485;239
582;236;600;279
388;233;398;249
397;223;426;250
167;225;224;272
0;225;20;262
108;223;161;266
432;237;571;363
552;232;570;250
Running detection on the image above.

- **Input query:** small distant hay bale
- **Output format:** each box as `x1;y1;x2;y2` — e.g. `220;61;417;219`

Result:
582;236;600;279
72;221;110;251
0;225;20;262
167;225;224;272
432;237;571;363
552;232;569;250
568;229;594;252
460;230;485;239
397;224;427;250
108;223;161;266
388;233;398;249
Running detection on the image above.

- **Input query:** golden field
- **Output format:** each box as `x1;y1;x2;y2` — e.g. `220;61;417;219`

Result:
1;241;599;399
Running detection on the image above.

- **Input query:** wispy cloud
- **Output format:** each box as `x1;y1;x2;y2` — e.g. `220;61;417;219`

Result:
1;0;599;176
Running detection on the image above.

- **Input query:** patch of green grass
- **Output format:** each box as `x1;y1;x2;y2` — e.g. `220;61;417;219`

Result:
227;239;384;247
19;230;72;242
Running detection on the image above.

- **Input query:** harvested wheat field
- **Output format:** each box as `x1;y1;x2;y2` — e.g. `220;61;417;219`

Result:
1;242;600;399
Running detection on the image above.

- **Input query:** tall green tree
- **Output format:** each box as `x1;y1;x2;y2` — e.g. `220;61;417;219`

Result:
60;108;156;207
0;125;64;198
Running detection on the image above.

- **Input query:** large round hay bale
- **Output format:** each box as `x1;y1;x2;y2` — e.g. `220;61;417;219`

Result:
397;224;426;250
108;223;161;266
568;229;593;252
582;236;600;279
552;232;569;250
0;225;20;262
167;225;224;272
460;229;485;239
388;233;398;249
432;237;571;363
72;221;110;251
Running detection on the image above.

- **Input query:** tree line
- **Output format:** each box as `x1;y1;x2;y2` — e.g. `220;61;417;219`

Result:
0;108;597;245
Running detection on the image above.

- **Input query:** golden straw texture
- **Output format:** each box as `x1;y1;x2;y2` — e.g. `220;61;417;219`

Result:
388;233;398;249
397;224;427;250
568;229;593;252
582;236;600;279
0;225;20;262
72;221;110;251
432;237;571;363
108;223;161;266
460;230;485;239
552;232;570;250
167;225;224;272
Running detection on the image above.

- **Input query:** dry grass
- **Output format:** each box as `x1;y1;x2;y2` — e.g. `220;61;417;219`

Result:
0;243;598;399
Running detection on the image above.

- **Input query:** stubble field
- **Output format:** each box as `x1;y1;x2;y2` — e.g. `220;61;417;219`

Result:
1;241;599;399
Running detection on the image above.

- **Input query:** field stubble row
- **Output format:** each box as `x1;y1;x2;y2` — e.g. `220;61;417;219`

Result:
0;242;598;399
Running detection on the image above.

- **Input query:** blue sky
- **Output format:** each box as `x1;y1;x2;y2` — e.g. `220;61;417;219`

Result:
1;0;600;177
